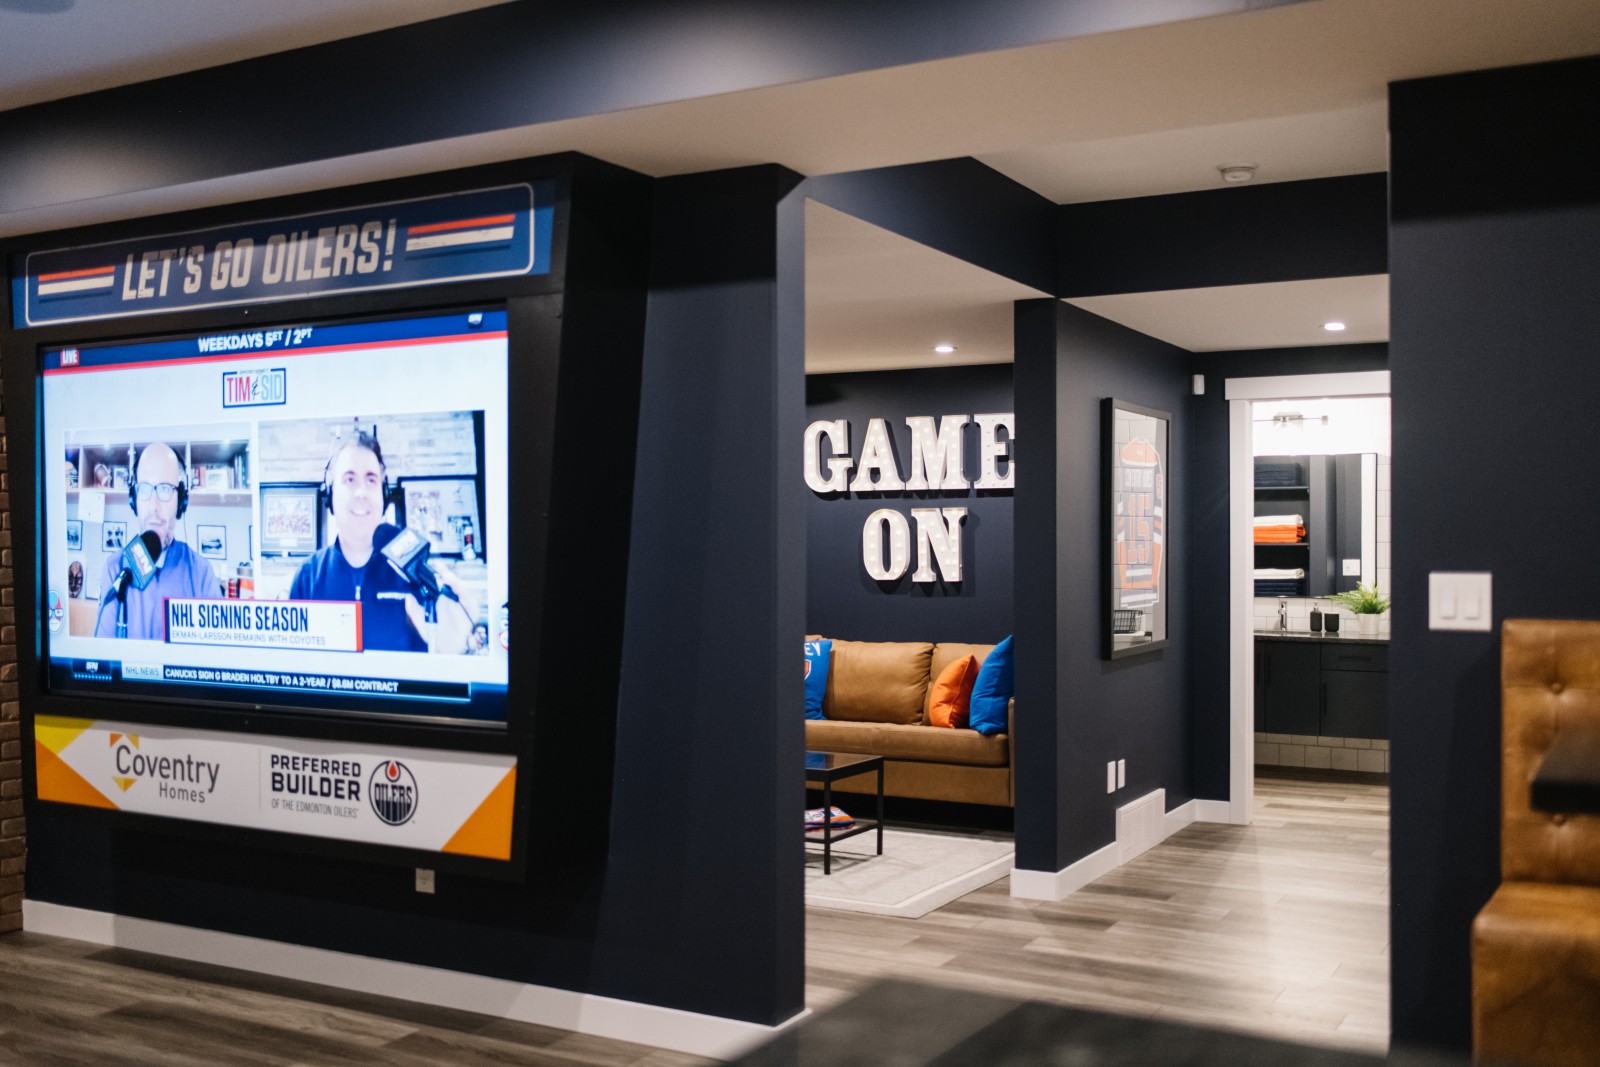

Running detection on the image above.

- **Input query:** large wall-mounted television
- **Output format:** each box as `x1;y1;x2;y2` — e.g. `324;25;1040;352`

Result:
40;307;509;726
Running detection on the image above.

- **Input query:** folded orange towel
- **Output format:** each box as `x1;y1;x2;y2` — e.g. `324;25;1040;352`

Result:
1253;525;1307;544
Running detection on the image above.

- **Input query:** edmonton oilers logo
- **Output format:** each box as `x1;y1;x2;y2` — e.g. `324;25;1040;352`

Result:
369;760;418;826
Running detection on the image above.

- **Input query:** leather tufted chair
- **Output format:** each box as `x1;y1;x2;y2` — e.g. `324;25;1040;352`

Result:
1472;619;1600;1066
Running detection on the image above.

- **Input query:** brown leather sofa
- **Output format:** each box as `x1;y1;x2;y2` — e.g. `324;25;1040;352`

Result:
804;639;1012;807
1471;619;1600;1067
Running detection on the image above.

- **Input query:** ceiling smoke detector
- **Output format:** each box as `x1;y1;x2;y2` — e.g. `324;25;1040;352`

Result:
1218;164;1257;185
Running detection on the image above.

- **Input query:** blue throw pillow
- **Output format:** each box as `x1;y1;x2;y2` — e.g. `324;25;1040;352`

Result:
804;639;832;720
968;635;1013;736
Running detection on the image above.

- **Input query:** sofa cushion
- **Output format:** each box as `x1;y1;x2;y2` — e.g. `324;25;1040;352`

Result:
925;643;995;717
805;719;1008;767
804;639;832;720
969;635;1014;736
823;640;934;724
928;654;978;728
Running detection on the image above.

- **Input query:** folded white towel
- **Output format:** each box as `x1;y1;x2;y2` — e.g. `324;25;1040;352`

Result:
1253;514;1304;526
1253;568;1306;579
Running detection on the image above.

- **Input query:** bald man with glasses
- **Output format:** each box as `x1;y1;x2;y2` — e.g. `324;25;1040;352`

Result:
94;442;221;639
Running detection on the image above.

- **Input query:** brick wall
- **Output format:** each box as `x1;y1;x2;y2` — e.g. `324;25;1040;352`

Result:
0;370;21;934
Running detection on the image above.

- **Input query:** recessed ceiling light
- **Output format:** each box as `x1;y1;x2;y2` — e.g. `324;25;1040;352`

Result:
933;344;957;354
1218;164;1257;184
1323;321;1346;332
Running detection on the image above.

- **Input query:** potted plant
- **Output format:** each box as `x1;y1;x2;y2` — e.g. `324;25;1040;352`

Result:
1329;582;1390;634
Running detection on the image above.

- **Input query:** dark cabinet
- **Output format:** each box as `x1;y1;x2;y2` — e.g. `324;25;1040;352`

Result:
1256;639;1321;735
1255;637;1388;740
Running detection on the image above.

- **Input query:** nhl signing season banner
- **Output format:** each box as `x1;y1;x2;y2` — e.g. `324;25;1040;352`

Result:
34;716;517;860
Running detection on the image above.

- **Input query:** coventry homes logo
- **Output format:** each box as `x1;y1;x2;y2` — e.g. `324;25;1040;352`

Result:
110;732;220;805
221;367;287;408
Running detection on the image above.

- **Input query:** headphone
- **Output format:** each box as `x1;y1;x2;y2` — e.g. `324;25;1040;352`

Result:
319;426;392;516
128;446;190;520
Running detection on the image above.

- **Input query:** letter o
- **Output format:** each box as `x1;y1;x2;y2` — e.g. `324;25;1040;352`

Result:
862;509;911;581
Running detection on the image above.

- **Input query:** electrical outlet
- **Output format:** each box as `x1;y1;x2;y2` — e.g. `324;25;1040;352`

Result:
1117;759;1126;789
416;868;435;894
1106;761;1116;794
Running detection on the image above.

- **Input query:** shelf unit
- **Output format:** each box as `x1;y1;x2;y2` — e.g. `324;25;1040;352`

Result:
1253;455;1333;598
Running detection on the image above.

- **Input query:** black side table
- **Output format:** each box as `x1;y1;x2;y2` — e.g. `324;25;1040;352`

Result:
804;751;884;875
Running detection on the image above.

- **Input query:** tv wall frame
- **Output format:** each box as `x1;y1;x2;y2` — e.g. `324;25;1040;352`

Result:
1;155;647;881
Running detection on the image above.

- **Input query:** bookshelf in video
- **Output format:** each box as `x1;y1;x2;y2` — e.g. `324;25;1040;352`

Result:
43;308;510;723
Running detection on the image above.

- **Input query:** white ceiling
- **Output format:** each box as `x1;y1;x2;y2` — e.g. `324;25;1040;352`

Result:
2;0;1598;365
1067;275;1390;353
0;0;514;111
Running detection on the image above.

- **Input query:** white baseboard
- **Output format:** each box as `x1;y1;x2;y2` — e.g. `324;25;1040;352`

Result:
1009;841;1118;900
1011;793;1215;902
23;900;802;1060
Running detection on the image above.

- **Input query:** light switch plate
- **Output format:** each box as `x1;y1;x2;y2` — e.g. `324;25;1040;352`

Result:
1343;559;1361;576
1429;572;1492;631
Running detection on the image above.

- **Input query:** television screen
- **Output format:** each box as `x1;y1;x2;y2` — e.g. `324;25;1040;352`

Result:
40;308;510;724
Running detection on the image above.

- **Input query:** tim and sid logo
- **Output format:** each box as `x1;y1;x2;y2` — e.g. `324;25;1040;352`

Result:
369;759;418;826
222;367;287;408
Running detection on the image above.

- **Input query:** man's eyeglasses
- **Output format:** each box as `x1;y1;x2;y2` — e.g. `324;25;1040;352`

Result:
133;481;181;502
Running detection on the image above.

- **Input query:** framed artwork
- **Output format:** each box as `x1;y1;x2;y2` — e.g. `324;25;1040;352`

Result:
258;483;320;556
102;521;127;552
111;466;129;491
65;519;82;551
1103;398;1170;660
396;476;481;558
197;525;227;560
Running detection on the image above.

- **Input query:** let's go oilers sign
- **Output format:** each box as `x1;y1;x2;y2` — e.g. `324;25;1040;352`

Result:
12;182;554;328
33;715;516;860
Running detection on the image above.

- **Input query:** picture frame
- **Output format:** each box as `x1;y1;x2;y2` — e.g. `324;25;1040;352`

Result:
65;519;82;551
102;520;126;552
257;483;321;556
1103;397;1170;660
196;524;227;560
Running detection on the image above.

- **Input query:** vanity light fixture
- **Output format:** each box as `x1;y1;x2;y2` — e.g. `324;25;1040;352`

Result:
1323;321;1347;332
932;344;957;354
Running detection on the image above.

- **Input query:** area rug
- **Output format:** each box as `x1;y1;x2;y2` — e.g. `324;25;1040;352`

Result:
804;827;1014;919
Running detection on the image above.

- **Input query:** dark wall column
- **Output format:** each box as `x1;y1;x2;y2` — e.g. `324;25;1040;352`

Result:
1388;54;1600;1051
600;165;805;1025
1013;300;1191;873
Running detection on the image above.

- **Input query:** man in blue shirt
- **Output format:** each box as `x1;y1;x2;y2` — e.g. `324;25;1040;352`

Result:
95;442;221;639
289;429;472;654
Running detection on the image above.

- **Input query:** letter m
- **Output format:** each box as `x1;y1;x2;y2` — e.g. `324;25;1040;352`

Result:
904;416;969;491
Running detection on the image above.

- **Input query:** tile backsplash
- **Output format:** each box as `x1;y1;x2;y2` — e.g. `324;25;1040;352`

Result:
1256;732;1388;774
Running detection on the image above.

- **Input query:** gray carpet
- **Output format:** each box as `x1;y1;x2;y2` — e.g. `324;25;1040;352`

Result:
804;826;1014;919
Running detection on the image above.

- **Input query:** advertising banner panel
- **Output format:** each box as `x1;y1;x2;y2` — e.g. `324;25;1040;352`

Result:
34;715;517;860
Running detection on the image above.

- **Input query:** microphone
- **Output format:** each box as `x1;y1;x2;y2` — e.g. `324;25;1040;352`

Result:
379;526;460;606
113;530;164;600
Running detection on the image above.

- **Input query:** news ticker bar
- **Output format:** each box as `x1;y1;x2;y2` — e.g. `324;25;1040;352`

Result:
56;659;470;702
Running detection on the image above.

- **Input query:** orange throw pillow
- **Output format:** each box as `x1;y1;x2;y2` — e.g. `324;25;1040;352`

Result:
928;654;978;728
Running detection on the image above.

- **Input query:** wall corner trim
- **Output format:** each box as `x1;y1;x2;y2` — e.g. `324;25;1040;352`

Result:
22;900;801;1059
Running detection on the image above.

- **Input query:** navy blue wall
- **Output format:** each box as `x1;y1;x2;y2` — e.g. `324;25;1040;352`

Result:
607;165;805;1024
1013;300;1192;872
1185;344;1389;800
805;363;1014;644
1388;55;1600;1051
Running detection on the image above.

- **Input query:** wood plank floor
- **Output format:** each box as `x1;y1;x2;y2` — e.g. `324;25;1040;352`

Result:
804;773;1391;1054
0;933;717;1067
0;774;1386;1064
